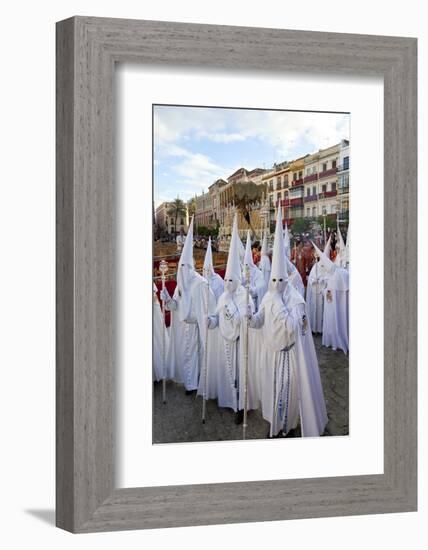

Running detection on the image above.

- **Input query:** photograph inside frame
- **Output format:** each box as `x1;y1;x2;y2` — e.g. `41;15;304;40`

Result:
152;104;349;443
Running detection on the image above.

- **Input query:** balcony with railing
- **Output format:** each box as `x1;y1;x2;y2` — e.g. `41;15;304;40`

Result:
275;198;291;207
289;197;303;207
303;194;318;203
318;190;338;200
318;167;337;179
338;185;350;195
336;163;349;173
303;173;318;183
291;178;304;187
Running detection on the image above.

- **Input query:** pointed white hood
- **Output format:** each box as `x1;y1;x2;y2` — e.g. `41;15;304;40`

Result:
236;225;245;263
203;236;214;276
334;225;346;266
259;229;271;283
243;230;255;269
261;230;268;257
344;224;350;267
324;234;332;258
176;217;196;321
270;204;288;288
311;240;335;274
225;213;242;284
283;222;291;259
178;216;194;269
337;225;346;253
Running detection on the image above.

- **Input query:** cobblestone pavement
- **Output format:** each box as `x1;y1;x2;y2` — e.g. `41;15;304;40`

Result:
153;335;348;443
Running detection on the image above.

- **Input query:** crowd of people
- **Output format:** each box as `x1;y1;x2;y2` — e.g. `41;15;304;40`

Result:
153;207;349;438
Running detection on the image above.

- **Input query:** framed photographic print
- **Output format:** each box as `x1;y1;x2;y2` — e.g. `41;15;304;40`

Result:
56;16;417;532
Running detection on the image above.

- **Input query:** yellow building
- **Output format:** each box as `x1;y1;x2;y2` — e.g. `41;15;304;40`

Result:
286;156;307;223
262;161;290;226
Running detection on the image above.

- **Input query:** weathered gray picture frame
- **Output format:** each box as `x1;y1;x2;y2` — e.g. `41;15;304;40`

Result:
56;16;417;533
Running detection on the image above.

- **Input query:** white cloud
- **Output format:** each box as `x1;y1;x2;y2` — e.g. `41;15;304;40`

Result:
228;109;349;158
154;139;233;202
154;106;349;159
195;131;246;144
153;105;349;202
170;149;232;195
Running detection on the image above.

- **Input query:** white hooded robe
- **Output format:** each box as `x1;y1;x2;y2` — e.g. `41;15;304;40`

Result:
283;283;328;436
250;291;299;436
200;286;261;412
166;272;217;390
153;285;170;382
306;260;327;334
322;267;349;354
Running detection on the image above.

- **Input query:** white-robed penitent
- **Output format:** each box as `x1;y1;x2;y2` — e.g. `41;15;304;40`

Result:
259;229;271;287
281;282;328;437
203;237;224;302
334;225;347;268
200;214;260;412
282;224;305;297
285;255;305;298
306;256;327;334
243;230;268;310
315;243;349;354
162;217;217;390
153;283;169;382
305;235;332;333
250;205;328;437
343;225;350;269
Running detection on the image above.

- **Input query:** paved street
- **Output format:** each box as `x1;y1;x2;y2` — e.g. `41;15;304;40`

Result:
153;335;348;443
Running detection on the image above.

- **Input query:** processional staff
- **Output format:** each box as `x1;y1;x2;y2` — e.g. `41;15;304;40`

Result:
159;259;169;405
243;263;251;440
202;267;210;424
315;253;319;333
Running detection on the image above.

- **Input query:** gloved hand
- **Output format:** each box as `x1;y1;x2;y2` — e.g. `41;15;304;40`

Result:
160;288;171;302
207;315;218;329
249;286;258;299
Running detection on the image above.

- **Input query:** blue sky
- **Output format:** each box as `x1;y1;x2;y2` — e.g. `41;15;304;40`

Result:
153;105;349;206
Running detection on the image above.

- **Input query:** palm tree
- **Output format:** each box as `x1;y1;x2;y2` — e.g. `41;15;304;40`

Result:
167;197;187;235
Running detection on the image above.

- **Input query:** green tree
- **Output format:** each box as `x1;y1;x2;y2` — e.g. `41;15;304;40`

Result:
167;197;187;235
197;225;209;236
291;217;311;234
316;215;337;231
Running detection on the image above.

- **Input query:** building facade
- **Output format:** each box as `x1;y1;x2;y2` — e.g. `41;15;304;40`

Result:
262;161;290;226
194;191;214;228
286;156;307;223
155;202;189;235
317;143;340;217
182;140;349;242
208;178;227;225
337;139;350;219
300;143;343;221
